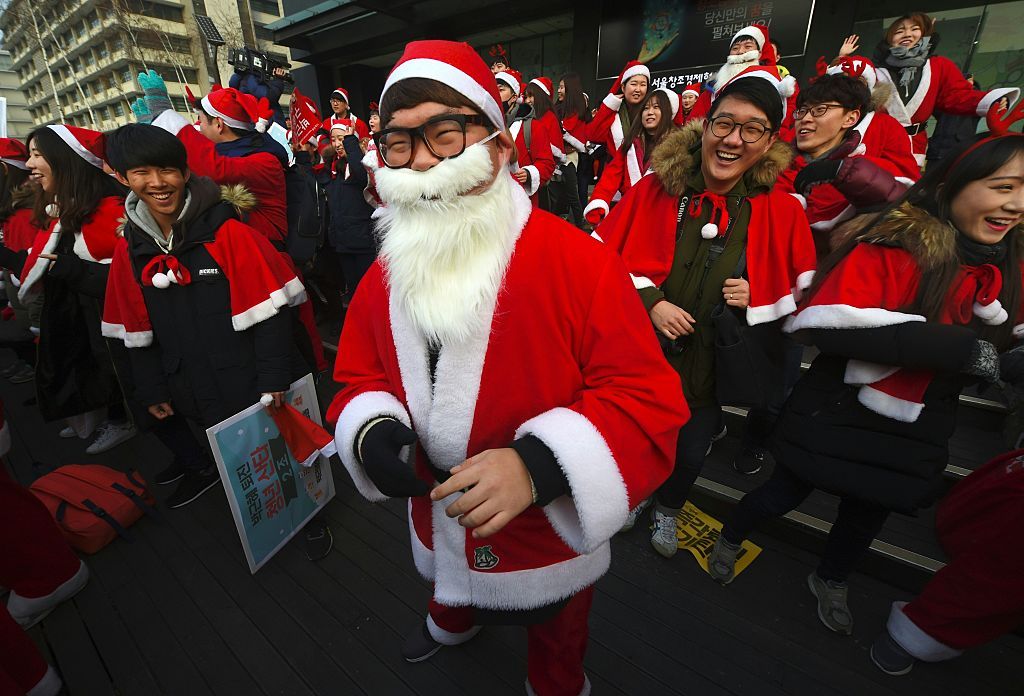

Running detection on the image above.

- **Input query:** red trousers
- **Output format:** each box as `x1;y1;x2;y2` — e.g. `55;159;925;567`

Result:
0;607;48;694
428;587;594;696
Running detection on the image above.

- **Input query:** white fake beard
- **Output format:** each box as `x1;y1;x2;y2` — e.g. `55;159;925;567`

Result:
715;50;760;89
374;141;527;346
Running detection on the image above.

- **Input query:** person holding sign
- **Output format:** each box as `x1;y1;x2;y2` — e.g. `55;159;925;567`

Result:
328;40;686;696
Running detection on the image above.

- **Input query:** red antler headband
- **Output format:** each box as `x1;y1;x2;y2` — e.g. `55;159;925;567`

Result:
949;100;1024;170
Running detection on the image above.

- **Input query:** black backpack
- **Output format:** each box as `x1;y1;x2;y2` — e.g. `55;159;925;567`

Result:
284;164;322;265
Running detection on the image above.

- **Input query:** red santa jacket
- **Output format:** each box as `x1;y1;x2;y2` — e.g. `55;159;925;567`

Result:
875;55;1020;165
583;136;653;222
777;111;920;232
152;111;287;243
785;205;1018;423
327;184;686;610
509;116;555;200
3;208;41;253
561;113;589;156
596;125;816;326
536;110;564;163
321;114;370;139
19;195;123;300
584;95;628;152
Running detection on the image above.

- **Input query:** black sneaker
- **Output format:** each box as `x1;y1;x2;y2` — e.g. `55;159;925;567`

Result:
870;631;915;676
166;468;221;509
402;622;443;663
154;462;186;486
732;447;771;475
303;519;333;561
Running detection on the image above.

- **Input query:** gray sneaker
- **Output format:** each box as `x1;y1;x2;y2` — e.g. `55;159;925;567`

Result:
707;535;742;584
8;363;34;383
650;507;679;558
85;422;137;455
619;497;651;533
870;631;915;676
807;572;854;635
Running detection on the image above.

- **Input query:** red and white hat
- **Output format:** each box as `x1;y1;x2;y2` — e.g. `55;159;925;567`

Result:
681;84;701;99
382;40;505;132
530;76;554;99
202;86;274;132
495;69;523;98
330;87;349;104
716;65;797;120
655;87;684;126
827;55;878;91
46;125;105;170
620;61;650;84
732;25;767;51
0;138;28;170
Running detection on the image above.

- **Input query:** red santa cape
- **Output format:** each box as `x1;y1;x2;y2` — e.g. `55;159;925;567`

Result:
784;205;1018;422
101;219;306;348
327;184;686;610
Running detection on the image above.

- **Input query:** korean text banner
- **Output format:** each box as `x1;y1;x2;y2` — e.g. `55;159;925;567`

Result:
207;375;336;574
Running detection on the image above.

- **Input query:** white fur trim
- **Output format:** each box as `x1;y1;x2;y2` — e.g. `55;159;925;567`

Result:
17;228;60;301
72;230;110;264
47;125;104;169
509;119;523;143
550;142;566;162
230;277;307;332
583;199;609;221
334;390;411;502
844;360;898;386
974;300;1008;326
790;193;807;209
809;203;856;233
602;93;623;111
151;109;191;136
522;164;541;195
976;87;1020;117
563;131;586;153
100;321;154;348
527;675;591;696
857;385;923;423
793;270;815;302
408;499;434;579
625;143;644;187
1015;323;1024;339
0;157;27;170
630;274;655;290
361;146;380;171
591;231;604;242
887;601;964;662
425;614;482;645
621;64;650;83
852;111;875;143
746;292;798;326
494;71;521;97
895;176;915;187
516;407;629;554
733;25;765;49
201;95;254;130
529;78;552;98
610;114;625;150
785;304;926;332
384;58;505;132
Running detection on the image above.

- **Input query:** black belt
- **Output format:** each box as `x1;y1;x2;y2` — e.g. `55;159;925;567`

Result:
905;123;923;136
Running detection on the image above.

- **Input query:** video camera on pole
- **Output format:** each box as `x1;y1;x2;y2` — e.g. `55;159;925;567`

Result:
228;46;294;84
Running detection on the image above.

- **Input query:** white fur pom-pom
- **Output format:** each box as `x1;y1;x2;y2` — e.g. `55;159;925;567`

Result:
256;119;269;133
167;270;178;284
152;272;170;289
778;75;797;99
701;222;719;239
45;203;59;218
260;393;274;407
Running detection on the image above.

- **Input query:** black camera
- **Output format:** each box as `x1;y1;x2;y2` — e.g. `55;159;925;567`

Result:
228;46;293;84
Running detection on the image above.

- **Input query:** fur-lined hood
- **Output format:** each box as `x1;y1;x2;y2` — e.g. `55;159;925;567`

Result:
650;120;794;197
840;202;1024;270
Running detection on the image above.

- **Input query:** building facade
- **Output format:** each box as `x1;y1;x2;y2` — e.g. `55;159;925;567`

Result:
0;50;32;139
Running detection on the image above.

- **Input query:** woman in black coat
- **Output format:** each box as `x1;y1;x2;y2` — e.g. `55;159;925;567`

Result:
325;124;375;301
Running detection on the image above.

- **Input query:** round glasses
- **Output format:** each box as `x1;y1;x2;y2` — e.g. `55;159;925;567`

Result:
372;113;493;168
707;116;770;143
792;103;845;120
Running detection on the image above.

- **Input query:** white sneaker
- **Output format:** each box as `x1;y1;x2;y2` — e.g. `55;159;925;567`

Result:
58;426;76;439
85;422;137;455
650;508;679;558
27;664;62;696
619;497;651;532
9;560;89;629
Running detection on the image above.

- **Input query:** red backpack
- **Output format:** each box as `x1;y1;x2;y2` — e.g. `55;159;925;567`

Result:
30;464;159;553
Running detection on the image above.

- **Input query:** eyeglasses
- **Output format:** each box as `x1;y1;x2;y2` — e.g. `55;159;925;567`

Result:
372;113;494;169
707;116;770;143
792;103;845;120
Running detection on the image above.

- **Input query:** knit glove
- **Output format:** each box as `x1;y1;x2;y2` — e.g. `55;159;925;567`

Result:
1000;342;1024;385
131;97;153;125
357;418;430;498
965;339;1000;383
138;70;172;119
793;158;843;197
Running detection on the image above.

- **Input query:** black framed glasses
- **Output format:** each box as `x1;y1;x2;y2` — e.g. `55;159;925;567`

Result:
708;116;770;143
792;103;845;120
372;113;493;168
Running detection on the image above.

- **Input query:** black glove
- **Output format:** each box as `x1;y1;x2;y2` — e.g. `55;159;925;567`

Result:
793;158;843;197
1001;343;1024;385
358;418;429;498
965;339;1000;383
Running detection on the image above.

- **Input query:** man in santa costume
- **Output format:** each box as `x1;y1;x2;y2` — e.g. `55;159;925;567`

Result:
321;87;370;139
496;69;555;205
328;40;686;695
101;124;309;508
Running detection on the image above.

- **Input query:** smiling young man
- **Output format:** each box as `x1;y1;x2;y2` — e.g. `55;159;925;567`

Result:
101;124;308;509
595;67;816;554
326;40;686;695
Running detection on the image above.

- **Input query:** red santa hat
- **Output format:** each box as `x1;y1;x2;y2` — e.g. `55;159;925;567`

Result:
494;69;523;98
202;86;274;132
654;87;684;126
266;403;338;468
0;138;28;170
330;87;349;104
733;24;777;65
530;76;554;99
382;40;505;132
826;55;878;92
368;101;379;115
681;84;700;99
717;65;797;120
619;61;650;84
46;125;106;170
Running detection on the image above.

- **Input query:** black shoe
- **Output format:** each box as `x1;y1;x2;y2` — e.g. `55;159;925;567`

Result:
154;462;186;486
402;622;443;663
166;469;221;509
732;447;771;475
303;519;333;561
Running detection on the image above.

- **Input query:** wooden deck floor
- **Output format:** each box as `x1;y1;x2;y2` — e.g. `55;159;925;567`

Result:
4;371;1022;696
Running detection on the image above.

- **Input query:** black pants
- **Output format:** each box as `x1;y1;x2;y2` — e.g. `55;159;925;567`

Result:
742;339;804;451
338;252;376;302
722;464;890;582
549;163;584;229
655;405;723;509
576;152;592;205
151;415;213;474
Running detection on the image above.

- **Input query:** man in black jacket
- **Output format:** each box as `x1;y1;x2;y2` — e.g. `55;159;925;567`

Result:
102;124;309;508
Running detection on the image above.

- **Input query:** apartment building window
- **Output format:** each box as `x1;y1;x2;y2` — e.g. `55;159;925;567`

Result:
252;0;280;16
88;12;99;28
98;106;108;121
98;44;109;60
113;103;125;117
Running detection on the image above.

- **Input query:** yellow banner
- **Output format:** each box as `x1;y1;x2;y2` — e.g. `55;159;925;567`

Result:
675;502;761;577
